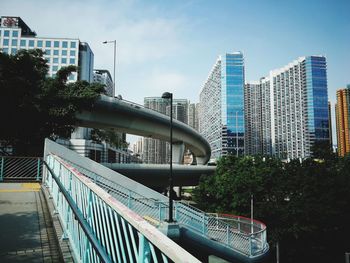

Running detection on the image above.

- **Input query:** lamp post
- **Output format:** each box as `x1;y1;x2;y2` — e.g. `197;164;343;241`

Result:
162;92;174;222
102;40;116;97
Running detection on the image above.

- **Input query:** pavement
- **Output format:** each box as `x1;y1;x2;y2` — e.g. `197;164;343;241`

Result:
0;183;61;262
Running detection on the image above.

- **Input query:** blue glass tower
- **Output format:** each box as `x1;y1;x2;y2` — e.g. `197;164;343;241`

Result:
221;53;245;156
304;56;329;148
199;52;245;159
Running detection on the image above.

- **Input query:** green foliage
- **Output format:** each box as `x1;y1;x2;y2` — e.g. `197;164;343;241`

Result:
193;154;350;263
0;49;104;155
91;129;129;149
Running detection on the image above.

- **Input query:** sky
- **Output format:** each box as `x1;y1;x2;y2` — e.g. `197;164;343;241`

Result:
2;0;350;144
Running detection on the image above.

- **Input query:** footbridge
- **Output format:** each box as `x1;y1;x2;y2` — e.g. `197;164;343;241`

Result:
0;140;268;262
75;95;211;165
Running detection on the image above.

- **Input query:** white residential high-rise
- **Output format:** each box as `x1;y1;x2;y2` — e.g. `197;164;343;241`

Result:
244;56;330;160
142;97;190;164
244;81;262;155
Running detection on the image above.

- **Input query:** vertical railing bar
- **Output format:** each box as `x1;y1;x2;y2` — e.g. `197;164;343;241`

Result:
0;157;4;181
103;205;117;263
148;242;159;263
114;212;127;263
127;223;138;260
120;217;134;263
100;201;112;259
108;207;121;263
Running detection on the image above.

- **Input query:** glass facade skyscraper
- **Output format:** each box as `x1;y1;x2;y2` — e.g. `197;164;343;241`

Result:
199;52;245;159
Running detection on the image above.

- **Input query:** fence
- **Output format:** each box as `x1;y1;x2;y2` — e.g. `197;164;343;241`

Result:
0;156;42;181
61;156;268;258
44;154;200;263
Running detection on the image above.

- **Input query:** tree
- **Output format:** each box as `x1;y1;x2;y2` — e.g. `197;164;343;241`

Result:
0;49;104;155
193;155;350;263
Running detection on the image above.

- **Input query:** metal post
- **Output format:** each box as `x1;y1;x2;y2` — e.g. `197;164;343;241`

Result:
36;158;41;181
0;157;4;181
162;92;174;223
276;242;280;263
251;194;254;234
169;93;173;222
113;40;116;98
236;111;239;157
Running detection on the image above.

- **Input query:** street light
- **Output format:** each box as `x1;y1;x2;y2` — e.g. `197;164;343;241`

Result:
102;40;116;97
162;91;174;223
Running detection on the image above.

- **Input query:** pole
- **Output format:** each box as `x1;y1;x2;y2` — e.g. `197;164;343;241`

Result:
169;93;174;222
113;40;116;98
251;194;254;234
236;111;239;157
276;242;280;263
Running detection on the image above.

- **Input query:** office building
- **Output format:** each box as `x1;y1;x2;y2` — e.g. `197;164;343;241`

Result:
328;101;333;147
93;69;114;97
0;16;92;82
199;52;245;159
245;56;330;160
188;103;198;130
335;85;350;156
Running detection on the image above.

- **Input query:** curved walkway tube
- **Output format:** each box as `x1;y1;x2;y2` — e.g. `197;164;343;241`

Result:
75;95;211;164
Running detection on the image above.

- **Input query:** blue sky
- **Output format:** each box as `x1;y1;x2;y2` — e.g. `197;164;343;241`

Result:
2;0;350;144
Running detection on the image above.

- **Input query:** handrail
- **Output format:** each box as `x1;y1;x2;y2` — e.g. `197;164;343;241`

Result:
43;161;111;263
45;153;200;263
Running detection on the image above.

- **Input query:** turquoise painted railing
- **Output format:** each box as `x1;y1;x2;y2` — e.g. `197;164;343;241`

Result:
44;154;200;263
62;157;268;258
0;156;42;181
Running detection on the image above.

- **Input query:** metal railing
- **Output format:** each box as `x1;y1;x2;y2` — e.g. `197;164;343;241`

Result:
0;156;42;181
44;154;200;263
62;156;268;258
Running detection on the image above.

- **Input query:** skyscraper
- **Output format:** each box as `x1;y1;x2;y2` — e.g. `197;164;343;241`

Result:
244;81;262;155
142;97;190;164
245;56;330;160
335;85;350;156
199;52;245;159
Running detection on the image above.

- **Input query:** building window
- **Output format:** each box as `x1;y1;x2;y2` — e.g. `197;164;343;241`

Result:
53;57;58;64
3;39;9;46
53;49;59;56
46;57;51;63
12;31;18;37
69;74;75;80
69;58;75;64
11;48;17;54
70;50;76;56
61;58;67;64
20;39;26;47
62;50;67;56
62;41;68;48
70;41;76;48
29;40;35;47
45;40;51;48
37;40;43;47
45;50;51;55
4;30;10;37
11;39;18;46
52;65;58;71
2;48;9;54
54;41;59;48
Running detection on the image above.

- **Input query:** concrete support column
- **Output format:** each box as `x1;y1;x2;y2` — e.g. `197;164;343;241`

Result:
172;142;185;164
172;142;185;199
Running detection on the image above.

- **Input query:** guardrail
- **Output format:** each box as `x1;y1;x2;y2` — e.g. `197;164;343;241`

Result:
62;156;268;258
44;154;200;263
0;156;42;181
